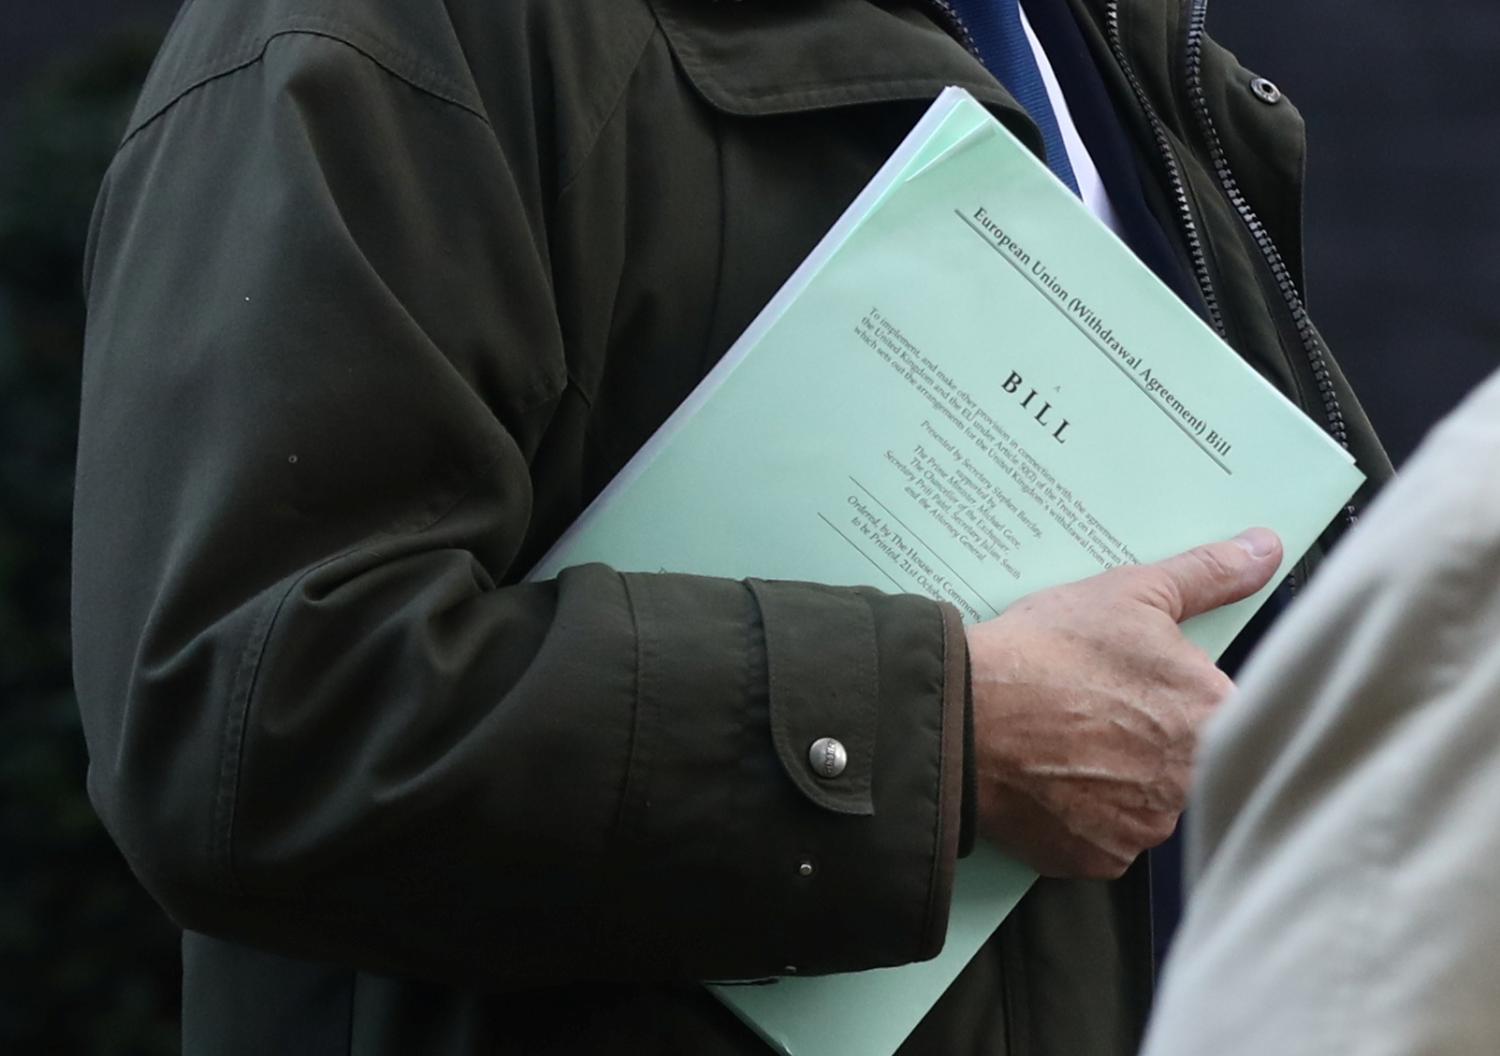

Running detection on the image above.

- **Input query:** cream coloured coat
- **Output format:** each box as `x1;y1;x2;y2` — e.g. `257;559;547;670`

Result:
1143;369;1500;1056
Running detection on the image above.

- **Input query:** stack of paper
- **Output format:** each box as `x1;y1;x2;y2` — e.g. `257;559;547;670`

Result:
532;87;1362;1056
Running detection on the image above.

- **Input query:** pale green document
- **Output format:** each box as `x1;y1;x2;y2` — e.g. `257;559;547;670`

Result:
531;88;1364;1056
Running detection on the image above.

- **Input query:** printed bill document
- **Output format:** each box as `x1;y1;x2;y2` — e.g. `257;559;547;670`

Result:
531;87;1365;1056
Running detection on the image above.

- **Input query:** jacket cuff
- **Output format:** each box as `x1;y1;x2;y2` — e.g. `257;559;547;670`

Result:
607;573;968;977
927;599;969;957
958;650;978;859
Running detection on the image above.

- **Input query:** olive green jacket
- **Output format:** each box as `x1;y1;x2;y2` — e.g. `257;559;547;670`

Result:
75;1;1390;1053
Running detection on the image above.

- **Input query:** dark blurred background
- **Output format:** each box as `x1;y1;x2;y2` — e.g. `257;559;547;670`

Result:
3;4;182;1053
1211;0;1500;462
1;1;1495;1052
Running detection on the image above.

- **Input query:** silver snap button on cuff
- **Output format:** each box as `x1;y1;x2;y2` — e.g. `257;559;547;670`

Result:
1251;76;1283;104
808;737;848;779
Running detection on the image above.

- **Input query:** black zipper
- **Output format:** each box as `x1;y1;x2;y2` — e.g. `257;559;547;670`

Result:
1100;0;1354;592
924;0;1230;343
1100;0;1316;593
1179;0;1357;533
1101;0;1228;341
915;0;984;60
923;0;1351;575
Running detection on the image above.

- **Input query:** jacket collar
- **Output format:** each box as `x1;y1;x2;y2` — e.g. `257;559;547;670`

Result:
648;0;1045;155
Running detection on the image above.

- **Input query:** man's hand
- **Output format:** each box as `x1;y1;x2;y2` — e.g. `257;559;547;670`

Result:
968;528;1283;879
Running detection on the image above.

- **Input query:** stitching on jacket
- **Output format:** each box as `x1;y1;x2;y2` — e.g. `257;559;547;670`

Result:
613;573;649;843
560;375;595;413
222;469;497;895
697;107;731;380
213;581;284;891
750;582;877;816
115;24;572;419
117;21;492;157
604;567;656;963
698;75;1005;117
855;593;879;813
218;545;355;894
652;5;1002;117
724;578;758;878
555;18;660;195
749;582;800;809
919;601;953;954
570;249;632;432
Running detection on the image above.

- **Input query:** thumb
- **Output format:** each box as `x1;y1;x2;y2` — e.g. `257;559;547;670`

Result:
1144;527;1283;622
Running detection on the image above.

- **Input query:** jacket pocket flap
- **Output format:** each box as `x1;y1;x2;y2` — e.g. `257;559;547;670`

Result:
649;0;1013;119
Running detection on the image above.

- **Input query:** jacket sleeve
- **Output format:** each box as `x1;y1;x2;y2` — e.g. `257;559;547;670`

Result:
73;28;967;987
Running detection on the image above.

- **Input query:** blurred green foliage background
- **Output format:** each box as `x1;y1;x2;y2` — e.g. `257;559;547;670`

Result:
0;30;180;1056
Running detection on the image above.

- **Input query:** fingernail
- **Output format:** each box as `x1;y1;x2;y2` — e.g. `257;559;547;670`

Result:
1234;527;1280;559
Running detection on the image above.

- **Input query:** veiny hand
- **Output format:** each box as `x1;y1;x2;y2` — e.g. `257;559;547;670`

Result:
968;527;1283;879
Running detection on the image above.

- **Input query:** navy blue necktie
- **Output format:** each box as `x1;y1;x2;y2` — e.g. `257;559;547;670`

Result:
947;0;1081;195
